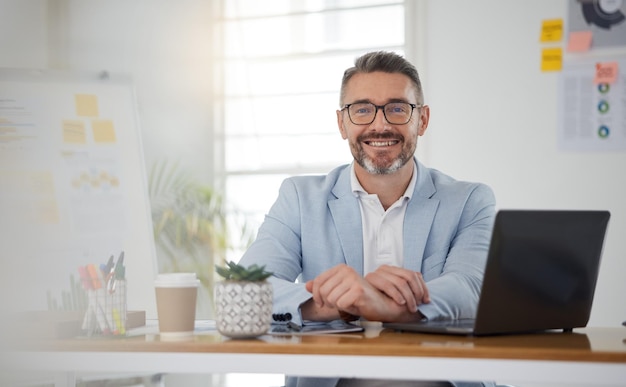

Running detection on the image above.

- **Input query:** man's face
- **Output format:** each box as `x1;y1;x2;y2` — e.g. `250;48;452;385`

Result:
337;71;429;175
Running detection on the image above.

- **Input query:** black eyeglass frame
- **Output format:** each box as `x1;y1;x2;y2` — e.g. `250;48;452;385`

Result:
341;102;421;125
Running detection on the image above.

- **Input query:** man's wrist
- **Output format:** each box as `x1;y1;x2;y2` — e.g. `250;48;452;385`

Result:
301;298;344;321
338;310;359;322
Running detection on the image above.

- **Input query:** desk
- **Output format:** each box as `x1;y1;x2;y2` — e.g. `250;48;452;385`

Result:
6;326;626;386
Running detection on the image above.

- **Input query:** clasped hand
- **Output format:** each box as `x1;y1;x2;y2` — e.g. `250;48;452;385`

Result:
304;264;430;322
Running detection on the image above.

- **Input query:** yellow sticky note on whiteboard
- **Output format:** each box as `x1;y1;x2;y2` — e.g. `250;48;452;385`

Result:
62;120;86;144
541;48;562;72
92;120;117;143
75;94;99;117
540;19;563;42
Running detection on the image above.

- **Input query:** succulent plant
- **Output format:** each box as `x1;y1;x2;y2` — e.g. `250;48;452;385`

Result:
215;261;273;281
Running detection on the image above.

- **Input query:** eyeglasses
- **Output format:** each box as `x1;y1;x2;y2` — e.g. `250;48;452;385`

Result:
342;102;420;125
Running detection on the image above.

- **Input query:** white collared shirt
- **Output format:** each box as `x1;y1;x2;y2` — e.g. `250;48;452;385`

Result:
350;161;417;275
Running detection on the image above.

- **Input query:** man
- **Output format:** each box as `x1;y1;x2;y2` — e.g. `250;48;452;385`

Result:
239;51;496;387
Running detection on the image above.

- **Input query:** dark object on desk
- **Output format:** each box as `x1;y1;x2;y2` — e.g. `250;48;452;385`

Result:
268;320;363;336
385;210;610;336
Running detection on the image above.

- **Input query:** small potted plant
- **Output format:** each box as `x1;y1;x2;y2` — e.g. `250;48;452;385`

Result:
214;261;273;338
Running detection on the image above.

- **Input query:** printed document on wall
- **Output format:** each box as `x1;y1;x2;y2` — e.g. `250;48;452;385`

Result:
558;58;626;151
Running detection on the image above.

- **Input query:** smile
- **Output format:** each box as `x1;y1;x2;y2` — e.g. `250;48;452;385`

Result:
364;140;399;147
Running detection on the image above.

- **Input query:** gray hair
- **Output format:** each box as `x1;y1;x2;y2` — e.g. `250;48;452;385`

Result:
339;51;424;106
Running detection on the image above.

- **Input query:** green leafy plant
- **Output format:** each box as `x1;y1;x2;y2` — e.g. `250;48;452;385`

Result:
148;159;255;317
216;261;273;282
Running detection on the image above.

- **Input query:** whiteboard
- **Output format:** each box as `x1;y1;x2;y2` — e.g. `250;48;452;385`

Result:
0;69;157;319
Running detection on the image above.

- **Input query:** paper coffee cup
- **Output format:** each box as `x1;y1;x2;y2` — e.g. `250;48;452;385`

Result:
154;273;199;340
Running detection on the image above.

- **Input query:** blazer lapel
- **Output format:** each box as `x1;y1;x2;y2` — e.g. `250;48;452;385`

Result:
403;160;439;272
329;167;364;275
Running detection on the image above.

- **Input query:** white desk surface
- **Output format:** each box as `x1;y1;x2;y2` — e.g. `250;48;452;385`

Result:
5;321;626;387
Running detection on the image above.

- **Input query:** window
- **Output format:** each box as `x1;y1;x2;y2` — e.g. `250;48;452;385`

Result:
214;0;405;260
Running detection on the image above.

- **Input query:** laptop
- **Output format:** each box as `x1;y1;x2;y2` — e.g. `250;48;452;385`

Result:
384;210;610;336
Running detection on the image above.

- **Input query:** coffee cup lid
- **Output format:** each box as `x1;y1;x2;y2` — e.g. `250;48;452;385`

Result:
154;272;200;287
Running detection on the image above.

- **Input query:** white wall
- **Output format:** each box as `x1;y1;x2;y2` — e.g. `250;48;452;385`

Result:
414;0;626;327
0;0;48;67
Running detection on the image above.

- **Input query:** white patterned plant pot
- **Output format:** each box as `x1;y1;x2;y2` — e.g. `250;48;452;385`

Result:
215;280;273;338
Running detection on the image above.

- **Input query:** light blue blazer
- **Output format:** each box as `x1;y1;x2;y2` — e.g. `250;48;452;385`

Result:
240;158;496;327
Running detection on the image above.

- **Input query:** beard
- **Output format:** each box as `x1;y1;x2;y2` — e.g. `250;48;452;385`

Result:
350;132;416;175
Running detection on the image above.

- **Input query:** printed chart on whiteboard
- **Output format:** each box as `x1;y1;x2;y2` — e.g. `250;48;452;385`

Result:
558;58;626;151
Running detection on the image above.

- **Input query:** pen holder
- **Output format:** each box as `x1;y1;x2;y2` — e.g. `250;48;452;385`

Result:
82;279;127;336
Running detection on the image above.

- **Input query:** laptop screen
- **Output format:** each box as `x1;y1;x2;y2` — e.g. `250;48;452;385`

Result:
473;210;610;335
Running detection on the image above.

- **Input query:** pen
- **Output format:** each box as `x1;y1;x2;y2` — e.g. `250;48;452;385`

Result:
78;266;93;291
86;264;102;289
105;254;114;272
100;254;113;278
93;291;111;334
86;264;112;334
109;251;125;292
78;266;94;331
114;251;125;279
112;308;125;335
82;291;95;331
288;322;302;332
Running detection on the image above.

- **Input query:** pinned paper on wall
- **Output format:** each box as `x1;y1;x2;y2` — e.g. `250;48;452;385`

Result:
540;19;563;42
558;58;626;151
567;30;593;52
541;47;562;72
594;61;619;84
